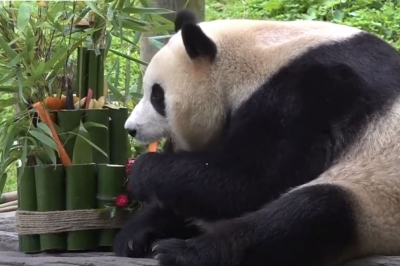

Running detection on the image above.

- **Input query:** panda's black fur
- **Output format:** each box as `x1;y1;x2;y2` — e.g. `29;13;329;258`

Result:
115;9;400;266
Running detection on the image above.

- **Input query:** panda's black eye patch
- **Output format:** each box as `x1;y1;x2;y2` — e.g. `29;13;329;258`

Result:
151;83;166;116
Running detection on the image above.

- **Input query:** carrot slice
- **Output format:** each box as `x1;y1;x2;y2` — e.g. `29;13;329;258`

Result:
32;102;72;166
148;141;158;153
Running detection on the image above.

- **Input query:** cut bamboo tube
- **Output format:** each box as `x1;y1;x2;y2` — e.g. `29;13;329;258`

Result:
108;107;128;165
77;46;88;99
35;164;67;251
17;166;41;253
0;190;17;204
84;109;110;164
87;49;99;99
66;163;97;251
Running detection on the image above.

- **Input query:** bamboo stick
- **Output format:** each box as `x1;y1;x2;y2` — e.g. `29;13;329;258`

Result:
0;199;17;208
0;190;17;204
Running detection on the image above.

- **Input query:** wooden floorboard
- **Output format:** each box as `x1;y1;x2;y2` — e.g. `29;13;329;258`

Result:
2;211;400;266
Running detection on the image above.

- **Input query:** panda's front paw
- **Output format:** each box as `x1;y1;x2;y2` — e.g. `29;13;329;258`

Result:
152;237;222;266
113;226;154;258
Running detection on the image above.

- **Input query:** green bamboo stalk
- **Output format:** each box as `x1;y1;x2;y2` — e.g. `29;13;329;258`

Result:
97;48;105;99
77;46;88;99
56;110;84;159
34;164;66;251
87;49;99;98
66;163;97;251
97;164;126;247
17;166;41;253
84;109;109;164
108;107;128;165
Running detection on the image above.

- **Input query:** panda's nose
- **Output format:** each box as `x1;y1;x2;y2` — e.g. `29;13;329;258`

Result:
128;129;137;137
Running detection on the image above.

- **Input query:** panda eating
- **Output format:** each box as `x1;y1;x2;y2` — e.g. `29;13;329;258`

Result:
114;8;400;266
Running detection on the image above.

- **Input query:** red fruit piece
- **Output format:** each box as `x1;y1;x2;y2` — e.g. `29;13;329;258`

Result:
115;194;129;208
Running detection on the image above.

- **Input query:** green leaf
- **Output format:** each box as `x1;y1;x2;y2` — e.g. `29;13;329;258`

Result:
6;53;24;68
0;173;7;195
83;121;108;129
74;6;91;25
17;2;33;33
107;80;124;100
16;68;28;104
84;1;105;19
0;69;17;84
0;98;18;109
0;86;19;93
43;142;57;165
72;122;92;164
43;47;68;73
109;49;148;66
121;20;150;32
148;37;165;50
110;206;116;218
0;36;17;58
105;31;112;58
70;126;108;161
121;7;174;15
16;138;28;182
28;129;59;152
36;122;53;138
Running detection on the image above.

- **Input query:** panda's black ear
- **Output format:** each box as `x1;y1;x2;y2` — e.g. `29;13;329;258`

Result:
181;23;217;61
174;9;198;32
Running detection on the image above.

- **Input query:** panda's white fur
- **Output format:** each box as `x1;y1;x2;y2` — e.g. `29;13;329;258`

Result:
294;103;400;257
118;9;400;266
126;19;361;151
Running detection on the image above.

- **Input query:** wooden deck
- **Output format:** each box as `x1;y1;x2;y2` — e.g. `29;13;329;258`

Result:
1;211;400;266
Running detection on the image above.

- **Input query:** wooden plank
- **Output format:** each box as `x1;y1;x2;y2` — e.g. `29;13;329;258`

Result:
2;211;400;266
0;251;158;266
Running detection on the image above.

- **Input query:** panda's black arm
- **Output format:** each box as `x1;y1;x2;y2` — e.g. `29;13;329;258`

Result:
128;137;323;222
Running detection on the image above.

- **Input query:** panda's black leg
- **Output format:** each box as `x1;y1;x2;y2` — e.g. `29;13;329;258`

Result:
152;184;358;266
113;202;201;258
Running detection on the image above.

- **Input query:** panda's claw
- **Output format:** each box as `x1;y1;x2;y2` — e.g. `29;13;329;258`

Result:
152;244;160;252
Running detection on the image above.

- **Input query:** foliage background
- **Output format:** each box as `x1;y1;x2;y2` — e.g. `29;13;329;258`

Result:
2;0;400;192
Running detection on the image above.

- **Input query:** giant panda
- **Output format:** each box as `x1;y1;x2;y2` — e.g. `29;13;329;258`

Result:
114;8;400;266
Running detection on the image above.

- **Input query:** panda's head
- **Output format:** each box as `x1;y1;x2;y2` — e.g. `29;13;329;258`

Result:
125;9;361;151
125;9;228;151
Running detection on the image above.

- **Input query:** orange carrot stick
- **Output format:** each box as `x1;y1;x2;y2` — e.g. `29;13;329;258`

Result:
148;141;158;153
32;102;72;166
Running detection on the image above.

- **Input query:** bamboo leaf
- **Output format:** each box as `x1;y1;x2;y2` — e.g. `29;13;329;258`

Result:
121;7;174;15
43;142;57;165
107;80;124;100
0;86;19;93
16;68;28;104
0;173;7;195
83;121;108;129
16;138;28;181
29;129;59;152
36;122;53;138
85;1;105;19
109;49;148;66
0;98;18;109
43;48;68;73
105;31;112;58
0;37;17;58
17;2;33;33
6;53;24;68
0;69;17;84
72;122;92;164
150;24;174;33
121;20;150;32
148;37;165;50
70;129;108;159
74;6;91;25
